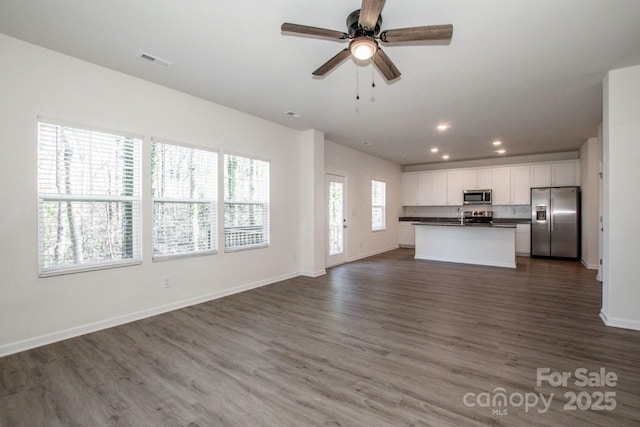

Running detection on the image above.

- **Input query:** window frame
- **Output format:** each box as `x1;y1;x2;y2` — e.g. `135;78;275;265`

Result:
371;179;386;232
223;151;271;252
37;117;142;277
150;138;219;262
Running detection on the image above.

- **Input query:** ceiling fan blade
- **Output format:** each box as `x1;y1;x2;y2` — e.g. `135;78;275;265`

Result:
380;24;453;43
281;23;348;40
372;48;401;81
359;0;386;31
312;49;351;76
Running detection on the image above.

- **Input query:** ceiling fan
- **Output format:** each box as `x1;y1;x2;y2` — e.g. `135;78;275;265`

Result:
281;0;453;81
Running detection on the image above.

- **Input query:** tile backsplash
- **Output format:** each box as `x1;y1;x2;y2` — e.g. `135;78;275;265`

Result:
403;205;531;219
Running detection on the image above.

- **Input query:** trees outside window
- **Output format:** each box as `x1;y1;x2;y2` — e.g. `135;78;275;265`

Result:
37;120;141;275
372;180;386;231
224;154;270;251
151;140;218;260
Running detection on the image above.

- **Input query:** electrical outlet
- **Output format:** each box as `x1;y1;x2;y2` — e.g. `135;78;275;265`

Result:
162;277;170;289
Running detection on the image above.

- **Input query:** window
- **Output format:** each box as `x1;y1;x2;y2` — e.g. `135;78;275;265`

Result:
151;139;218;260
224;154;270;251
371;180;386;231
37;119;141;276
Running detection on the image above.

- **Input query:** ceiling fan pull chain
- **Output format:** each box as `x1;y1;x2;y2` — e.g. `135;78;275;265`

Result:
372;64;376;88
356;66;360;100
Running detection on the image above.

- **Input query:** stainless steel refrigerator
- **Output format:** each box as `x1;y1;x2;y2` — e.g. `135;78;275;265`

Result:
531;186;580;258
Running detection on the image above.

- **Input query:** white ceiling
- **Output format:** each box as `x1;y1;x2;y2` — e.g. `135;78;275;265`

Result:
1;0;640;165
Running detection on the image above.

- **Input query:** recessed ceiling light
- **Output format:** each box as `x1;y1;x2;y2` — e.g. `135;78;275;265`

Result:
493;140;502;146
437;124;450;131
284;111;300;118
496;149;506;154
430;147;439;153
442;154;450;160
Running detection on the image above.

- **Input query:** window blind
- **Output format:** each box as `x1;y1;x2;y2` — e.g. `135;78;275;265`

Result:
372;180;386;231
224;154;270;251
151;139;218;260
37;120;141;276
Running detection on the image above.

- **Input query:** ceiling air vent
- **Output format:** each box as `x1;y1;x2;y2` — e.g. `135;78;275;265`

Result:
137;51;172;68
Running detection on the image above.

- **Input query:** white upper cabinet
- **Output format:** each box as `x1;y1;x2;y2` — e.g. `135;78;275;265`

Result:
531;161;580;187
402;173;418;206
478;169;493;189
418;171;447;206
510;165;531;205
401;160;580;207
463;168;493;190
531;164;552;187
492;167;511;205
552;162;580;186
447;170;465;205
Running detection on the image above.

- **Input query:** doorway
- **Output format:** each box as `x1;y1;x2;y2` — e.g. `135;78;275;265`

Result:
326;174;346;267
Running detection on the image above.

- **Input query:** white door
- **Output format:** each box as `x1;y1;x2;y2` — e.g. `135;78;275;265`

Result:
326;174;346;267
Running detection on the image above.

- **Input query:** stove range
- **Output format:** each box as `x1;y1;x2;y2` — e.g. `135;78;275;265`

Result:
464;210;493;224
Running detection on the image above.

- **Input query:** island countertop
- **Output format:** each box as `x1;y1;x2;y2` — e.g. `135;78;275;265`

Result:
413;222;517;229
400;216;529;224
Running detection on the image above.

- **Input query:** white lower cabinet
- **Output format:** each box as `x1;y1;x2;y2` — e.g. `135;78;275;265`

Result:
399;223;415;247
515;224;531;256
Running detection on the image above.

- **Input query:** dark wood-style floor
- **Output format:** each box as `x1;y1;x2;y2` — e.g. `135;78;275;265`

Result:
1;249;640;426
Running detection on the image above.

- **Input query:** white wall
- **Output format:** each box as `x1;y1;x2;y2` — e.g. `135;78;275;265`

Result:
579;137;600;270
325;141;402;262
601;64;640;331
298;130;326;277
0;35;304;355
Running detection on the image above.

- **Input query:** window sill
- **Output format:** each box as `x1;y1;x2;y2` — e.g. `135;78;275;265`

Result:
39;259;142;278
224;243;269;253
152;250;218;263
372;228;387;233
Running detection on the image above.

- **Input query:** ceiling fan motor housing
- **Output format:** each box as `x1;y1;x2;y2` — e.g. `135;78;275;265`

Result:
347;9;382;37
280;1;453;81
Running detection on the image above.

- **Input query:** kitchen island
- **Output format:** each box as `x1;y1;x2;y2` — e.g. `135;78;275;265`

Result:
414;222;517;268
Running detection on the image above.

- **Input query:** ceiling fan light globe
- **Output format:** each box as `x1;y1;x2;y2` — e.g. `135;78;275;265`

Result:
350;38;378;60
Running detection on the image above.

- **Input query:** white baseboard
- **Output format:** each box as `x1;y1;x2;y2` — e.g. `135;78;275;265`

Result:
300;269;326;278
0;271;300;358
346;245;399;263
581;259;598;270
416;255;516;269
600;309;609;324
600;309;640;331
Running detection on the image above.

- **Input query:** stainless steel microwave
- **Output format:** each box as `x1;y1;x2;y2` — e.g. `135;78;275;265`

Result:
463;189;492;205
